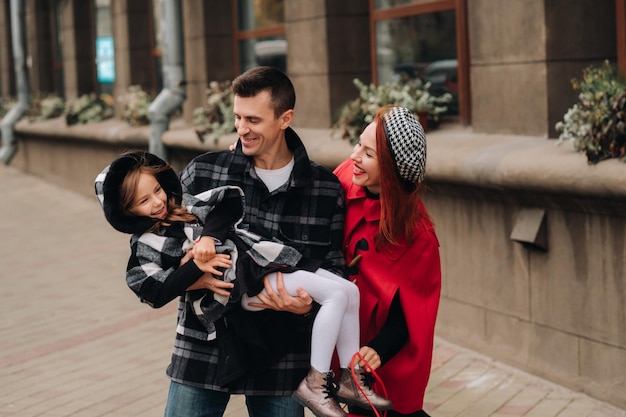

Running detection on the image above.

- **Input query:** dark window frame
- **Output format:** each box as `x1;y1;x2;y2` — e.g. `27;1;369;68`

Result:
369;0;470;124
618;0;626;75
231;0;285;75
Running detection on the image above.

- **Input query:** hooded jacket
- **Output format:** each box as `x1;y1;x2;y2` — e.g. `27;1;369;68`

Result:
94;151;303;341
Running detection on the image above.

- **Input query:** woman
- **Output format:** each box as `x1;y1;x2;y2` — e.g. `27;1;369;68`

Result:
333;106;442;417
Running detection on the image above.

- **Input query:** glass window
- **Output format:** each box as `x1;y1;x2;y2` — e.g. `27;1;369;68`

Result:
376;11;458;116
371;0;468;120
51;0;64;98
237;0;284;31
234;0;286;74
375;0;440;9
94;0;114;95
151;0;163;91
238;37;287;73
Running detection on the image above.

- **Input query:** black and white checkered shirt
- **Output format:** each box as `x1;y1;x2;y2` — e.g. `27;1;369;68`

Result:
167;127;347;394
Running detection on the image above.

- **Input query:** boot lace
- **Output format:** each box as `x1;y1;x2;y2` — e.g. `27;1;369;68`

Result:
323;371;339;399
349;353;389;417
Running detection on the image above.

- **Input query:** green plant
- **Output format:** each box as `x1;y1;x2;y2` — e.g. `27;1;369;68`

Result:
0;96;16;118
334;78;452;143
117;85;154;126
28;95;65;121
193;80;236;144
556;61;626;163
65;93;114;126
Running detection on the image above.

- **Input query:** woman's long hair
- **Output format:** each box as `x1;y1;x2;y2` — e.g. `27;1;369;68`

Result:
374;107;432;248
120;164;197;233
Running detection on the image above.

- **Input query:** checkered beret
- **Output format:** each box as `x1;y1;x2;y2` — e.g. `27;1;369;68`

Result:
382;107;426;184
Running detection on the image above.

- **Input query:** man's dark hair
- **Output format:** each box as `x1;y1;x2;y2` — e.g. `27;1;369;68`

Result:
232;66;296;118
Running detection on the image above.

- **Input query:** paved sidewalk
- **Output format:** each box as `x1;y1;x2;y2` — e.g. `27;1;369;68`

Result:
0;164;624;417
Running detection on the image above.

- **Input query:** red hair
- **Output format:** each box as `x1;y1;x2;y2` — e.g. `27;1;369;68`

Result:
374;107;432;248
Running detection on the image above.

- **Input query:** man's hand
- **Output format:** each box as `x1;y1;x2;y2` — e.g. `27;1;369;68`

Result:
193;236;217;262
246;272;313;315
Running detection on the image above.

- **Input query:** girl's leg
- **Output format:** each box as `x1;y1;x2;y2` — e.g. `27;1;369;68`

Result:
241;270;354;373
314;269;361;368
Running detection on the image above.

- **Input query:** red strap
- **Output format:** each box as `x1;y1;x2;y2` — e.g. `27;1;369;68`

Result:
349;352;388;417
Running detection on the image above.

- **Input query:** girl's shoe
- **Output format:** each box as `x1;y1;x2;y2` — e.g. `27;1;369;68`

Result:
293;367;347;417
335;368;393;410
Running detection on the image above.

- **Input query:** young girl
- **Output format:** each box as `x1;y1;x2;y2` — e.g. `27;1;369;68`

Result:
95;150;391;417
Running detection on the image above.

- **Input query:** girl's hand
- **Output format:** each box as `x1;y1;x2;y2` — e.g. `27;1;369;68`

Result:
193;253;231;274
186;272;234;297
193;237;217;262
180;250;194;267
356;346;381;371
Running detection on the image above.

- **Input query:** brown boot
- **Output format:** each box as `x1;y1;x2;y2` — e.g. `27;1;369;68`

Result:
292;367;347;417
335;368;393;410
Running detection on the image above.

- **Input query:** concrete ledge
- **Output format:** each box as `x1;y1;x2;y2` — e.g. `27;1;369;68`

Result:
16;118;626;199
15;117;625;199
425;127;626;199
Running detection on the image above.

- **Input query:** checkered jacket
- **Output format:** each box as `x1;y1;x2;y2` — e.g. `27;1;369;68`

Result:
95;166;304;342
168;127;346;394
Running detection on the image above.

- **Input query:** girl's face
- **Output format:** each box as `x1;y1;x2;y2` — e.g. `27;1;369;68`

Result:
350;121;380;194
129;172;168;219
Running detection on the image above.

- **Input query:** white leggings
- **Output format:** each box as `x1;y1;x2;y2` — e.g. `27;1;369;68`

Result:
242;268;360;373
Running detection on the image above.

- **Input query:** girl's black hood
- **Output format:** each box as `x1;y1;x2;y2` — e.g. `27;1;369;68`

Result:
94;151;182;234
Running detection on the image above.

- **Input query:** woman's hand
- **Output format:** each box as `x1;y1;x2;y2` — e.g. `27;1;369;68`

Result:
186;271;234;297
193;236;217;262
356;346;382;371
246;272;313;315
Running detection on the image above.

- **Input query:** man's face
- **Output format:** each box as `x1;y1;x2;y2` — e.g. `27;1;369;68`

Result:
233;90;289;167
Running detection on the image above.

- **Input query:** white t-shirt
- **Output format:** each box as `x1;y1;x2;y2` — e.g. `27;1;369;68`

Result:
254;157;294;192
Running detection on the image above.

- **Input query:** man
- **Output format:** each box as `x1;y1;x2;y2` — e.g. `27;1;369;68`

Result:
164;66;346;417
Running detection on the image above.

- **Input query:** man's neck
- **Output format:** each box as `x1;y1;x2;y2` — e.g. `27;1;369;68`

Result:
253;143;293;170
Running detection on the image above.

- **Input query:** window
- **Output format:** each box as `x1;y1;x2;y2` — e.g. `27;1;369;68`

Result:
51;0;64;98
370;0;470;123
233;0;286;74
150;0;163;91
94;0;114;95
618;0;626;75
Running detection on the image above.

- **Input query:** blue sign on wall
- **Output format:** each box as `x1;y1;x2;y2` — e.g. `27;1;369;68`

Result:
96;36;115;83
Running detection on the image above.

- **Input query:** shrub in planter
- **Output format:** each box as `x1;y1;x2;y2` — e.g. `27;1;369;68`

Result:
334;78;452;144
0;96;16;118
193;80;236;144
28;95;65;121
65;93;114;126
556;61;626;163
118;85;154;126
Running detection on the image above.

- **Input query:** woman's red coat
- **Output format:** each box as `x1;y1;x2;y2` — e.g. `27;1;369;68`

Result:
334;159;441;414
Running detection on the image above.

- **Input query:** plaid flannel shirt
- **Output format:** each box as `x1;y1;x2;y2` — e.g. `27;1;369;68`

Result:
167;127;346;394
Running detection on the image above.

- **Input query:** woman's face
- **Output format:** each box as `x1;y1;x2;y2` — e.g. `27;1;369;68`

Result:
129;172;168;219
350;121;380;194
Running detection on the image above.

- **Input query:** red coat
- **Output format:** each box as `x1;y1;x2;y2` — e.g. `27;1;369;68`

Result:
334;159;441;414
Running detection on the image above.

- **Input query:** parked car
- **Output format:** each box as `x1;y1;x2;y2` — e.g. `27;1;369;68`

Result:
422;59;458;116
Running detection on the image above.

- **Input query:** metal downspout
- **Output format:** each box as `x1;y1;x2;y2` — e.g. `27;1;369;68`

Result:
0;0;29;165
148;0;185;161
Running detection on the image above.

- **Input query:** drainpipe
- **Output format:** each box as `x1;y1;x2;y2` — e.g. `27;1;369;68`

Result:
148;0;185;161
0;0;29;165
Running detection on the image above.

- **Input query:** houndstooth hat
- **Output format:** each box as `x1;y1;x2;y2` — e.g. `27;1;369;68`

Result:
382;107;426;184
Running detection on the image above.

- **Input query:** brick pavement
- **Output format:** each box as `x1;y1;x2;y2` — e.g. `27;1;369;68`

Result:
0;164;624;417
